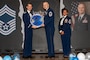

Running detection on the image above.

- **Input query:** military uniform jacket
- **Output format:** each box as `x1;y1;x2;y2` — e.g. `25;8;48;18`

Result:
23;12;32;29
73;14;90;31
44;8;55;28
58;16;71;34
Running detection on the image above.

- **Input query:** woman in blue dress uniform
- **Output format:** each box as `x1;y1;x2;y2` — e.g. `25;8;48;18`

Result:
58;8;72;58
23;3;37;58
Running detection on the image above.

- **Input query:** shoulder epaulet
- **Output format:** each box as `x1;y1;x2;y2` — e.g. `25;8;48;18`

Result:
23;12;26;14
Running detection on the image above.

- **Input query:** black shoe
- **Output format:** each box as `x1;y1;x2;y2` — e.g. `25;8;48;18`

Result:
45;56;55;58
23;56;34;58
63;55;69;58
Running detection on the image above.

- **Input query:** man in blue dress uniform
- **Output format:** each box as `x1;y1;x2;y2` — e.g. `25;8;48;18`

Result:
42;2;55;58
58;8;72;58
23;3;37;58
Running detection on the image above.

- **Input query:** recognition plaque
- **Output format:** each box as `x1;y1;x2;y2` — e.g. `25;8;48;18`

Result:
30;11;44;27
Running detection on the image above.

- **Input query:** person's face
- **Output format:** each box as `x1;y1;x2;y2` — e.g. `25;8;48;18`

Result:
62;10;68;16
26;4;32;11
43;2;49;10
78;4;85;14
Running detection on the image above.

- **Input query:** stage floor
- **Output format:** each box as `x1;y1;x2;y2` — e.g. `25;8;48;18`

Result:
1;49;90;60
20;54;68;60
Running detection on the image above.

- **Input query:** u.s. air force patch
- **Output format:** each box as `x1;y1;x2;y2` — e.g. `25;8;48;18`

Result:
49;11;53;17
0;5;16;35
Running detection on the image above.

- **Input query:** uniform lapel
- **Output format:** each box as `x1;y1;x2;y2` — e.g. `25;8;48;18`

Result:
63;16;68;23
82;14;86;21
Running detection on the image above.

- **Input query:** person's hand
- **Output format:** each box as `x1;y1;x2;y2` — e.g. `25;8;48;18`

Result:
40;13;44;16
32;26;38;29
60;31;64;35
41;24;45;27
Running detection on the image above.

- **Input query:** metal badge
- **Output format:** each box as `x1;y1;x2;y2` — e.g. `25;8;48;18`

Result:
64;19;68;23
